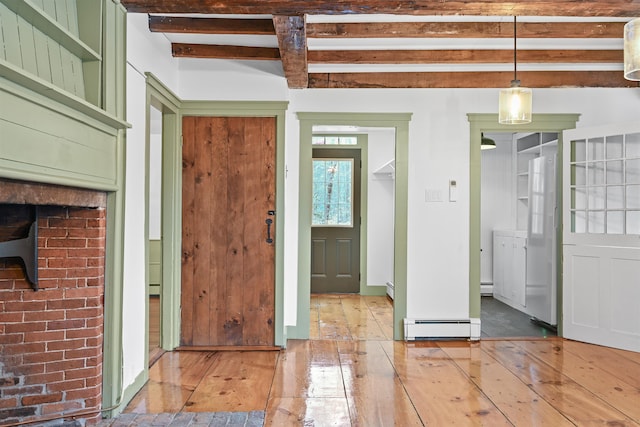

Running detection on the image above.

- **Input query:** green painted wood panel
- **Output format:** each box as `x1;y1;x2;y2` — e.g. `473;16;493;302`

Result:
0;88;117;187
0;0;97;104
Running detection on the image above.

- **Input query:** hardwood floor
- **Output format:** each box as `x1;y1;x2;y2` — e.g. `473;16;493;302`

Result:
125;294;640;426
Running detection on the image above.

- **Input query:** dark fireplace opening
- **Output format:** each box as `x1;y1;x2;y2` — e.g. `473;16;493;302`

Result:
0;180;108;426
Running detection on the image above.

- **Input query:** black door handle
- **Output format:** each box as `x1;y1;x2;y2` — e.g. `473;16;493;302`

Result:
265;218;273;244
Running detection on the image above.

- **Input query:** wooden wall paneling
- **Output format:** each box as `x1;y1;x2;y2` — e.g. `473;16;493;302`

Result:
209;117;230;346
16;17;38;75
192;117;213;346
33;29;52;82
226;117;246;345
180;116;196;345
0;4;22;65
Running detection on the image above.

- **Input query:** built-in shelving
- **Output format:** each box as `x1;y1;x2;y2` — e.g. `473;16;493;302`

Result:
1;0;100;60
514;132;559;230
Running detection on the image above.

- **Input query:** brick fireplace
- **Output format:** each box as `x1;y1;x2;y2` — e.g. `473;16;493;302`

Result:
0;179;107;426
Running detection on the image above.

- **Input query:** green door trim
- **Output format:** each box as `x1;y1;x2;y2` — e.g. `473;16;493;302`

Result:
294;112;412;340
147;91;289;347
467;113;580;332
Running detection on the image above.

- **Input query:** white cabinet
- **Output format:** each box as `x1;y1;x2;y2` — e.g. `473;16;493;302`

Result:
493;230;527;311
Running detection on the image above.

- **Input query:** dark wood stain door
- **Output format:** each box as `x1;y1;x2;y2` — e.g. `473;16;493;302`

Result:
311;148;361;294
181;116;275;347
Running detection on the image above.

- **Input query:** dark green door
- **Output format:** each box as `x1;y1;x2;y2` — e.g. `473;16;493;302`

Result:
311;148;361;293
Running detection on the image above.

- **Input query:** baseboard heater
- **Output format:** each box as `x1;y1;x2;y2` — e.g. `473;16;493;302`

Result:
404;318;480;341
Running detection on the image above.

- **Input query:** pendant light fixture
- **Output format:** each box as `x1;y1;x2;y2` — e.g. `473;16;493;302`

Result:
624;18;640;80
498;16;532;124
481;133;496;150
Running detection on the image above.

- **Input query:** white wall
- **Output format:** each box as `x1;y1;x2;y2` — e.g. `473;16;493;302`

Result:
124;11;640;397
367;128;395;286
480;133;514;284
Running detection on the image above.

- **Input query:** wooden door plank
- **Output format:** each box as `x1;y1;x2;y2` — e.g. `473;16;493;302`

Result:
381;341;512;425
180;116;196;345
513;340;640;423
209;117;230;346
124;351;217;413
191;117;213;346
185;351;278;412
439;341;574;426
337;340;423;426
482;340;634;425
242;117;274;345
259;117;276;344
225;117;246;345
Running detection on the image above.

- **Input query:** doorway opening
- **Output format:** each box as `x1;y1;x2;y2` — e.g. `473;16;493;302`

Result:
296;113;411;341
148;103;163;364
468;113;581;339
480;131;557;338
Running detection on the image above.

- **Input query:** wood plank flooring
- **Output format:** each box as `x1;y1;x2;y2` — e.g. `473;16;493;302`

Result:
126;294;640;426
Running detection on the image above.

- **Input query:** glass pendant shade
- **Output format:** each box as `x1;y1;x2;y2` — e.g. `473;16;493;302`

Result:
624;18;640;81
498;80;532;124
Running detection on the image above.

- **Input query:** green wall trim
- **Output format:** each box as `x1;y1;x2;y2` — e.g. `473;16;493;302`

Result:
145;73;182;352
108;368;148;417
295;112;412;341
467;113;581;327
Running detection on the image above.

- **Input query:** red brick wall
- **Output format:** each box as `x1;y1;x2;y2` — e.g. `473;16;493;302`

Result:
0;205;106;425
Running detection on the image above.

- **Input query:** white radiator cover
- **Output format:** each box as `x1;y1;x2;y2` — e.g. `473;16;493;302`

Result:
404;318;481;341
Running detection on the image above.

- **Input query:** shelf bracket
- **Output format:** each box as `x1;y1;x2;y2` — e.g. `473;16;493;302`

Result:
0;214;38;291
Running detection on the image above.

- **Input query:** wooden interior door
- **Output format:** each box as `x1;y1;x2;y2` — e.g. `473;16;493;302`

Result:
181;116;276;347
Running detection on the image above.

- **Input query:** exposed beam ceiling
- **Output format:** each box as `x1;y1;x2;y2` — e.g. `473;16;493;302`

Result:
121;1;640;17
121;1;639;89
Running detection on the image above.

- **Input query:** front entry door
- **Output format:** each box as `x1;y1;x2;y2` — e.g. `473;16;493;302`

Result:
181;116;276;347
311;148;361;293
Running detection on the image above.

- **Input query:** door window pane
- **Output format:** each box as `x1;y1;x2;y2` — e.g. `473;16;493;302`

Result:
606;135;624;159
607;211;624;234
627;185;640;209
588;162;605;185
627;133;640;158
312;159;353;227
626;159;640;184
627;211;640;234
572;164;586;186
572;139;586;162
588;137;605;161
607;186;624;209
606;160;624;185
588;211;605;233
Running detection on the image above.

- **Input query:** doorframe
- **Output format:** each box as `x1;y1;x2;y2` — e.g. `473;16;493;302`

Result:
145;74;182;352
467;113;580;335
295;113;412;340
145;75;288;348
179;100;288;347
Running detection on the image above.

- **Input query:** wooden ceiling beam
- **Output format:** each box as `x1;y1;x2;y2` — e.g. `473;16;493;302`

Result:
172;43;280;60
308;71;636;88
308;49;623;64
307;21;626;38
121;1;640;18
273;16;308;88
149;16;275;35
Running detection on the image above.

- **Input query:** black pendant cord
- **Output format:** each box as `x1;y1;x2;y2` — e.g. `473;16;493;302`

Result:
513;16;517;82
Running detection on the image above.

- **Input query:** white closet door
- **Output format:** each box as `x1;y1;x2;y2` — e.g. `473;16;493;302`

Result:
563;122;640;352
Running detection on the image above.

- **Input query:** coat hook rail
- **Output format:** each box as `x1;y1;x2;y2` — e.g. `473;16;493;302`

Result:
0;212;38;291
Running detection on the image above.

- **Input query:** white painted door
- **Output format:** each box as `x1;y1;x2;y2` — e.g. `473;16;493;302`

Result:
563;122;640;352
